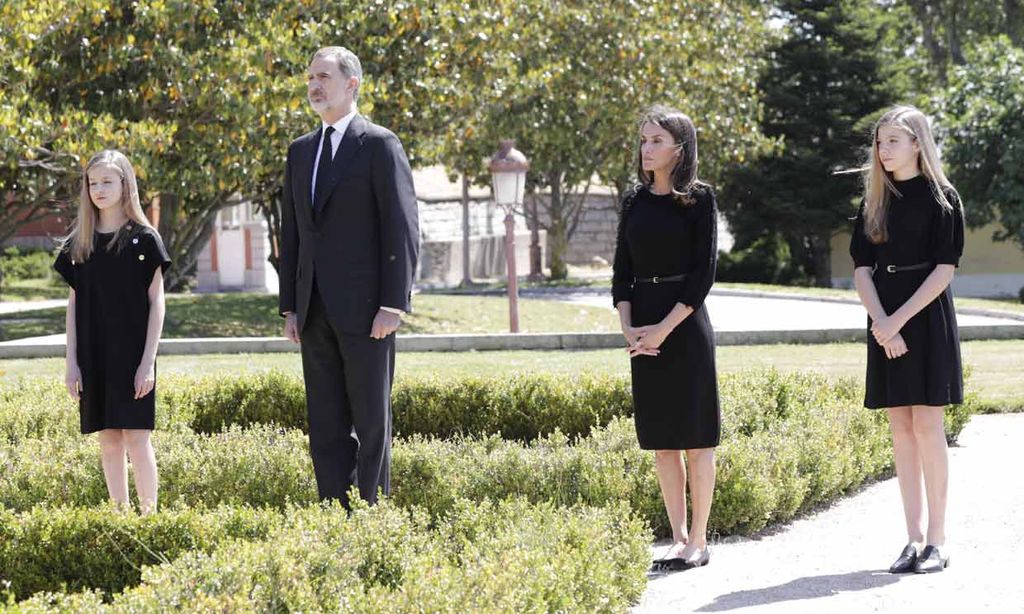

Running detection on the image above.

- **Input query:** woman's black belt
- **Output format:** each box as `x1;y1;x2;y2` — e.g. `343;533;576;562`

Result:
634;273;688;283
880;261;933;273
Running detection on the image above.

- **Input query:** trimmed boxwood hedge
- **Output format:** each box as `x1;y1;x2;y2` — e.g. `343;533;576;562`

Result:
0;504;282;600
0;369;978;445
5;499;649;614
0;366;981;611
0;400;894;537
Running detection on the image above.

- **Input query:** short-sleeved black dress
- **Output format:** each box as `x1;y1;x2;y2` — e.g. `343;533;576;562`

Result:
612;185;721;450
849;175;965;409
54;223;171;434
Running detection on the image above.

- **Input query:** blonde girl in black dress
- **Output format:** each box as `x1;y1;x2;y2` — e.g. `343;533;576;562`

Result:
613;106;721;570
55;150;171;514
850;106;965;574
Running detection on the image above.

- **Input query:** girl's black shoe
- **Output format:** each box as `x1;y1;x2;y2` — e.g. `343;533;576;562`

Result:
888;544;919;574
913;545;949;573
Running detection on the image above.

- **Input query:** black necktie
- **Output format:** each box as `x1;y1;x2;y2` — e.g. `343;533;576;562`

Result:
313;126;335;213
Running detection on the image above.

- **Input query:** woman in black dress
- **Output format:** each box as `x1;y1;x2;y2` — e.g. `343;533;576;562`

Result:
612;106;720;570
54;150;171;514
850;106;964;574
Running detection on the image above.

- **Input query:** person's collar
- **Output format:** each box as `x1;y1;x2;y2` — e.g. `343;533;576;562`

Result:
322;108;358;136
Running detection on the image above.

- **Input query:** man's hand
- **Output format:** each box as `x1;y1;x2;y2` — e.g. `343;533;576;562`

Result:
370;309;402;339
283;312;300;344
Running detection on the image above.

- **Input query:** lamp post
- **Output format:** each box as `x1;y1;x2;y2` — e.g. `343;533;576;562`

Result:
488;139;529;333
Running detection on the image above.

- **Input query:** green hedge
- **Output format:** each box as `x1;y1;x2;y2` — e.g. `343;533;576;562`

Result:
0;401;893;537
6;499;649;614
0;247;55;282
0;369;978;445
0;425;316;512
0;505;282;601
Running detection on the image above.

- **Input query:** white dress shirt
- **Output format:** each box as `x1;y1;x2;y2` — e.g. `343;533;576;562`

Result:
310;109;357;198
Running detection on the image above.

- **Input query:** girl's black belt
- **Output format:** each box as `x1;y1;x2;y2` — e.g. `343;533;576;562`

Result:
880;261;933;273
634;274;688;283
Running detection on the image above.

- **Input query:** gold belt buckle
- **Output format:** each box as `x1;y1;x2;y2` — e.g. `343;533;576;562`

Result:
886;265;896;273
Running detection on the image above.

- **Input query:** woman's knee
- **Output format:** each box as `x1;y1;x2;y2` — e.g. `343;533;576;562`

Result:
654;449;682;463
911;407;945;441
122;429;153;453
887;407;916;439
97;429;125;455
684;447;715;469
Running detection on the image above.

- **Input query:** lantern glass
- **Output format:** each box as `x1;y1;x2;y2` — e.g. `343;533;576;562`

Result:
492;170;525;207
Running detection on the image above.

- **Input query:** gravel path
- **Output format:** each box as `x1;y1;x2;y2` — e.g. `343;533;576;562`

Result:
636;413;1024;613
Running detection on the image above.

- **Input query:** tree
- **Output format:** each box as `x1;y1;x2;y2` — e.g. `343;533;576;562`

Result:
903;0;1023;83
936;37;1024;248
718;0;900;286
473;0;774;279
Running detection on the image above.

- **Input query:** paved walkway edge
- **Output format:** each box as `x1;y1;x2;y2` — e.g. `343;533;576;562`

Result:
2;324;1023;359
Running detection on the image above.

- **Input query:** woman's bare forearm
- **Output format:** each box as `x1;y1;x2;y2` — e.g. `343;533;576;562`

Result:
853;267;887;321
891;265;955;326
65;289;77;364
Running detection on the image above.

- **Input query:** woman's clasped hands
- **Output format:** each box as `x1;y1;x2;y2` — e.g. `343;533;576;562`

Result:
623;323;670;358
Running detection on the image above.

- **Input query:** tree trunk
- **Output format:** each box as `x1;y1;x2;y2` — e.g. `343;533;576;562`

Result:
948;0;966;66
257;188;283;274
810;233;833;287
1006;0;1024;46
461;174;472;285
546;172;569;280
908;0;949;83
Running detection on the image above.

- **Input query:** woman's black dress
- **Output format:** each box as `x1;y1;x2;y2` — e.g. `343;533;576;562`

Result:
849;175;965;409
612;185;721;450
54;223;171;434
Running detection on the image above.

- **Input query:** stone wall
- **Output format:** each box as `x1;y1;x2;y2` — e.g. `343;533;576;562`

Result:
417;192;620;278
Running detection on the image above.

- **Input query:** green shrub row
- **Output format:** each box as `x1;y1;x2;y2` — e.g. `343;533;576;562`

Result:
0;368;978;444
0;505;282;601
0;247;55;282
4;499;649;614
0;396;895;537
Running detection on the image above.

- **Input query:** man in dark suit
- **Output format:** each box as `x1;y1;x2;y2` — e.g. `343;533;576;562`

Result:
278;46;418;507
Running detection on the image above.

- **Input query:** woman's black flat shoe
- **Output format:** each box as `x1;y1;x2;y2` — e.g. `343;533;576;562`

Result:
889;544;919;574
913;545;949;573
682;547;710;569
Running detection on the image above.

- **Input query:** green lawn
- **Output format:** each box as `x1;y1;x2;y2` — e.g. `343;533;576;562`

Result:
0;293;617;342
717;282;1024;315
4;339;1021;412
0;277;68;302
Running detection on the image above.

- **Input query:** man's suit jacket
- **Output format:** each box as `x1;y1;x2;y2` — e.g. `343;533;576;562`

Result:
278;114;419;335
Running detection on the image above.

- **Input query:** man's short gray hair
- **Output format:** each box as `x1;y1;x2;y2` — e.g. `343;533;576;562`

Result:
313;46;363;100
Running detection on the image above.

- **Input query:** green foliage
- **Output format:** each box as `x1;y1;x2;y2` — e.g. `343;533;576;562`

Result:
0;248;55;282
935;37;1024;249
0;366;979;608
718;0;901;286
10;499;648;614
716;233;805;285
0;504;282;600
0;369;931;538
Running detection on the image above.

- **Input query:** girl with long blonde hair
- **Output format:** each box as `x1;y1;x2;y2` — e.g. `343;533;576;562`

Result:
849;105;965;574
54;150;171;514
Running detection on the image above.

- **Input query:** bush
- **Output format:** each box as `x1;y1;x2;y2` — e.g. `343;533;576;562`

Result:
9;367;972;445
0;247;55;282
0;401;893;538
10;499;650;614
0;425;317;512
0;504;282;600
716;233;808;285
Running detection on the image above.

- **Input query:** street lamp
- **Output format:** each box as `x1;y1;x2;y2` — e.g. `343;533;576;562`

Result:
488;139;529;333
